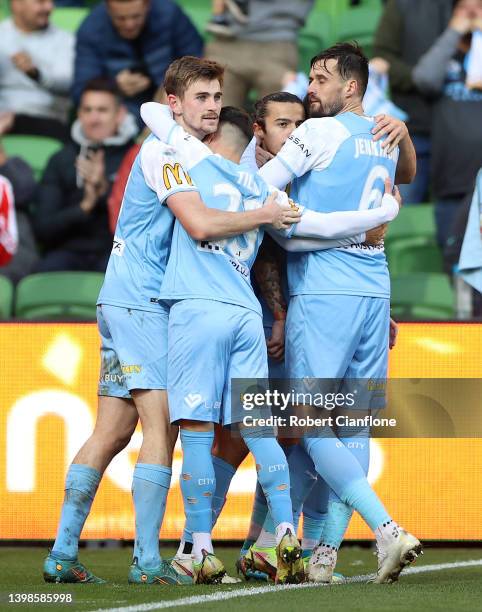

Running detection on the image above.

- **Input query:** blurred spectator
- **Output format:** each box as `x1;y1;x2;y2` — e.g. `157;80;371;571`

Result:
206;0;249;37
72;0;203;127
0;175;18;267
107;85;166;232
412;0;482;247
373;0;453;203
0;0;74;140
458;169;482;316
33;78;137;273
205;0;314;108
0;143;38;281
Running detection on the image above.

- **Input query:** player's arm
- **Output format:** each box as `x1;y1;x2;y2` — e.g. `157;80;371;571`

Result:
289;181;401;240
252;235;287;361
253;235;287;320
141;139;300;240
167;190;298;241
372;114;416;184
141;102;212;168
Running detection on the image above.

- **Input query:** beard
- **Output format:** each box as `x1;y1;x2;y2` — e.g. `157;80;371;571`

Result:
306;96;344;119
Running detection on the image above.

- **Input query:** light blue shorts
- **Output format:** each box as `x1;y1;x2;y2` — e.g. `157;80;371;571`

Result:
97;304;168;395
167;299;268;425
286;294;390;380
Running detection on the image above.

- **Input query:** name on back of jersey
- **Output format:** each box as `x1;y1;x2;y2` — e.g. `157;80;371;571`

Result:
354;138;398;162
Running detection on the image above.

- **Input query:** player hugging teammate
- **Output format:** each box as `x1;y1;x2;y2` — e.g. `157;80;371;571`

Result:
44;44;422;587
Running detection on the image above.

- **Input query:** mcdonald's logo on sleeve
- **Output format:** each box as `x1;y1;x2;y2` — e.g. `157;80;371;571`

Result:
162;163;193;190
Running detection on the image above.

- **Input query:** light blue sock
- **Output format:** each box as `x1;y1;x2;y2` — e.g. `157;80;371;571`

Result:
242;481;268;550
321;435;370;548
132;463;171;569
302;476;329;549
302;514;327;550
287;444;318;530
242;430;293;528
211;456;236;526
179;456;236;551
52;464;101;561
180;429;215;534
303;435;390;532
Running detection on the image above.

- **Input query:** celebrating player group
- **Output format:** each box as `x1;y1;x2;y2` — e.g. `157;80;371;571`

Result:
43;43;423;588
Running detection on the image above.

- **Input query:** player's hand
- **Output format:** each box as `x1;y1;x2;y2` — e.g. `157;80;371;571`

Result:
365;223;387;246
263;192;301;230
116;69;151;97
372;114;408;154
383;178;402;209
267;319;285;361
255;143;274;168
389;317;399;350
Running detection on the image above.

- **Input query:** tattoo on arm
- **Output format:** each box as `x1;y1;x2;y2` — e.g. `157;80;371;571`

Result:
253;234;287;320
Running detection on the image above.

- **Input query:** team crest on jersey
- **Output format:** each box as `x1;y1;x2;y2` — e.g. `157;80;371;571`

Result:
162;163;193;190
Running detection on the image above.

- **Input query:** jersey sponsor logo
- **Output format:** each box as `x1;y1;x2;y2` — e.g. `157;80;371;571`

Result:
112;235;125;256
288;134;311;158
229;257;249;278
162;163;193;190
121;364;142;374
339;243;385;254
198;240;223;254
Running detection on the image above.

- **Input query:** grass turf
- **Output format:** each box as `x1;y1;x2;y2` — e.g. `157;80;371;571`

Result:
0;546;481;611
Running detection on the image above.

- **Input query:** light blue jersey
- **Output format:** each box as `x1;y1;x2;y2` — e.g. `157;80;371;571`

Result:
277;112;398;298
95;135;197;395
98;134;198;312
159;154;271;315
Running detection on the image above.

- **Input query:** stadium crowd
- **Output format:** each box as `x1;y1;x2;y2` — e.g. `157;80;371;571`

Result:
0;0;480;296
0;0;478;590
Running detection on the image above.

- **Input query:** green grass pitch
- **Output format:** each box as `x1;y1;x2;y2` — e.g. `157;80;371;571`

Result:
1;546;481;611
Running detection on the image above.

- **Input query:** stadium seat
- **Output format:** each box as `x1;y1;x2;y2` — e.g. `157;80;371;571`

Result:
50;8;89;33
2;135;63;181
390;273;456;320
298;11;333;71
0;274;14;319
177;0;211;37
386;239;444;276
15;272;105;321
385;204;444;275
333;5;382;58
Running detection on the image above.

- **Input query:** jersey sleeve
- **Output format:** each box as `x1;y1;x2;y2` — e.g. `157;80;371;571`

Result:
140;139;199;205
276;117;351;177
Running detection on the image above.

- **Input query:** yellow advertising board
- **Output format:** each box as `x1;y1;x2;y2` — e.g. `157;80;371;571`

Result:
0;322;481;540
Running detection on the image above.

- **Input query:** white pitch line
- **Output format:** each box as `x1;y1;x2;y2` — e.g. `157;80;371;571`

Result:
91;559;482;612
